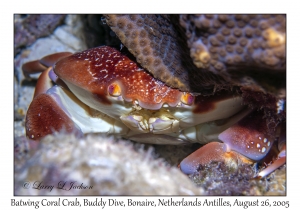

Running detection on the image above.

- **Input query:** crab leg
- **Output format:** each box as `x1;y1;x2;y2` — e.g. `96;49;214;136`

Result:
255;123;286;179
22;52;73;79
22;60;48;79
179;110;276;175
32;67;53;97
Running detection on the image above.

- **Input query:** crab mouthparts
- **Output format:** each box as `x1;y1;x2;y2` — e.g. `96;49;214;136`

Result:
120;107;180;134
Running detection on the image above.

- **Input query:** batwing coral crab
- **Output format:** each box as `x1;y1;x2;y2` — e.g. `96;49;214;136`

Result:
22;45;285;179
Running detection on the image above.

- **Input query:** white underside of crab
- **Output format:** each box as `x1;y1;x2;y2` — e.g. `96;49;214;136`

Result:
50;83;247;145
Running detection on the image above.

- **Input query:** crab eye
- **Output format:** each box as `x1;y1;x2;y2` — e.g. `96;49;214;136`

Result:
108;83;121;96
180;93;194;105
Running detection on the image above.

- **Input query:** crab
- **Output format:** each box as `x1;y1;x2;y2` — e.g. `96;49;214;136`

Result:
22;45;285;179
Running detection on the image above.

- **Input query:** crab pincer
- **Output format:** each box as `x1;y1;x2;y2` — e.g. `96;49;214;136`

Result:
22;52;83;140
179;111;283;178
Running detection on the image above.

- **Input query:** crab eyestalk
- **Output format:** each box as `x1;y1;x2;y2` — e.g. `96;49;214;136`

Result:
108;83;122;96
180;93;194;105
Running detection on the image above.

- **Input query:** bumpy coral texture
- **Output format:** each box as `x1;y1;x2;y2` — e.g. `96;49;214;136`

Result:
104;14;223;94
181;14;286;94
181;15;285;72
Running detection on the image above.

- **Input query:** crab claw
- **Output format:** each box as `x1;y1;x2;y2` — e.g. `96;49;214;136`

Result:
179;111;275;175
25;69;82;140
255;123;286;179
218;111;274;161
24;59;79;140
180;142;253;174
26;88;83;140
23;51;83;140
